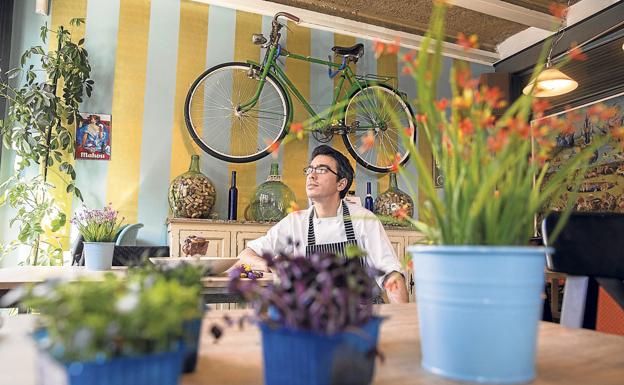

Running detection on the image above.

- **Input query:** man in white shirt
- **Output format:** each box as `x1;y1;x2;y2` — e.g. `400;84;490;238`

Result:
238;145;409;303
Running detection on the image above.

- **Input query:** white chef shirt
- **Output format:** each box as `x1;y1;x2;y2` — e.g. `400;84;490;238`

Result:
246;201;403;287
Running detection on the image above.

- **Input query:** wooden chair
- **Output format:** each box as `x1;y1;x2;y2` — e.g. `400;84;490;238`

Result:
542;212;624;332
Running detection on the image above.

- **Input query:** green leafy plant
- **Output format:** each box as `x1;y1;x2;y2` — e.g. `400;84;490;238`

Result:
375;2;621;245
10;264;203;362
71;204;124;242
0;18;93;264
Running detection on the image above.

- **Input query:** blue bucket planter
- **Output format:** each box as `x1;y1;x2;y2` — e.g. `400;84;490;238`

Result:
261;316;383;385
408;245;548;384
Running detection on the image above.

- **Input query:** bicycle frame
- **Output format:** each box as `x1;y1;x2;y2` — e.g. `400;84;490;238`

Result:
238;43;378;129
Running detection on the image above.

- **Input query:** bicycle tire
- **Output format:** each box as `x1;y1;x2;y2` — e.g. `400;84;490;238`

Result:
184;62;290;163
342;84;416;173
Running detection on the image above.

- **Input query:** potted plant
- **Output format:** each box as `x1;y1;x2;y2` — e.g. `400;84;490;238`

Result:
224;247;384;385
71;204;124;270
12;264;204;385
372;2;621;384
0;18;92;265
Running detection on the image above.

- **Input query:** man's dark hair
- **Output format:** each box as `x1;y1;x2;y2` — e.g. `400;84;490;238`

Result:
310;145;354;199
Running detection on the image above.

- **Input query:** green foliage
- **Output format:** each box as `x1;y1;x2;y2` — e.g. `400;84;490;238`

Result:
17;264;204;362
388;3;609;245
0;18;92;264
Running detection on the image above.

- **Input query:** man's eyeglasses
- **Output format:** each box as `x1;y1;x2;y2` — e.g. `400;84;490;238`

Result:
303;165;340;177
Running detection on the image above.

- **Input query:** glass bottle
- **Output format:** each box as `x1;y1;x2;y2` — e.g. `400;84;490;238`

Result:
228;171;238;220
246;163;296;221
373;173;414;223
365;182;374;211
168;155;216;218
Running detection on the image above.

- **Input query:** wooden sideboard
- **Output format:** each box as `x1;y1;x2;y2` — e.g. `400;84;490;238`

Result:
167;217;424;300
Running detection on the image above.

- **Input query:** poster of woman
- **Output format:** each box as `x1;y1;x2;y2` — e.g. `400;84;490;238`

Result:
75;113;112;160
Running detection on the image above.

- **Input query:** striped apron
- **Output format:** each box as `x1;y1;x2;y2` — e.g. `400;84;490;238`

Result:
305;200;359;259
305;201;384;303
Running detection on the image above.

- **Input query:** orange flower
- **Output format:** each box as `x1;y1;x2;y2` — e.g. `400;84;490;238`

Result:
402;51;415;63
373;41;386;58
459;117;474;135
416;114;427;123
531;99;551;118
392;205;410;220
265;139;279;159
390;153;402;172
404;126;415;137
549;3;567;18
455;67;471;88
435;98;448;111
484;86;502;107
569;44;588;61
358;131;376;153
456;32;479;51
287;200;301;214
290;122;304;140
494;190;500;199
401;65;413;75
386;38;401;54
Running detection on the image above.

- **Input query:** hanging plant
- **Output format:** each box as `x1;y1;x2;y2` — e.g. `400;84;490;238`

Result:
0;18;93;265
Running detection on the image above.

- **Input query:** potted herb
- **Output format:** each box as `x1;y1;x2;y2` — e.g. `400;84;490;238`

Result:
71;204;124;270
226;247;383;385
0;18;92;265
12;264;203;385
375;2;621;384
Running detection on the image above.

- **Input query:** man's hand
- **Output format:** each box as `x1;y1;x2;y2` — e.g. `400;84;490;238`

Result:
233;248;269;272
383;271;409;304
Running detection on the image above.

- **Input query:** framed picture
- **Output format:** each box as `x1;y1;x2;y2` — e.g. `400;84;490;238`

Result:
535;92;624;214
75;112;112;160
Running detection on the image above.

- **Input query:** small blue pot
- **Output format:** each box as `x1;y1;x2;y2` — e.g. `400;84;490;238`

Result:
182;318;202;373
261;316;383;385
409;245;548;384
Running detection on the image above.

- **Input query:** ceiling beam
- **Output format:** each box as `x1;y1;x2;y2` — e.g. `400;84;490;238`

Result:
447;0;563;31
192;0;500;65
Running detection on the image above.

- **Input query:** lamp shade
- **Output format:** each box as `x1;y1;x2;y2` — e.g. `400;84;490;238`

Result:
522;68;578;98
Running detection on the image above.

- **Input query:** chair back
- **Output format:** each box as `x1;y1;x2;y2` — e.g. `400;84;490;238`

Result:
542;212;624;332
542;212;624;279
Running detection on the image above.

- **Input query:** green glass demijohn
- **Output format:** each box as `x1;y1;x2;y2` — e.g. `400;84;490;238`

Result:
373;172;414;223
168;155;216;218
247;163;296;222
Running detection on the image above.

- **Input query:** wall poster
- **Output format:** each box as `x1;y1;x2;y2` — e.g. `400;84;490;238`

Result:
75;113;112;161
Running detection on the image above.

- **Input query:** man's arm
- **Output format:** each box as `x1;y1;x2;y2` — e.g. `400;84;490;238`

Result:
236;247;269;271
383;271;409;303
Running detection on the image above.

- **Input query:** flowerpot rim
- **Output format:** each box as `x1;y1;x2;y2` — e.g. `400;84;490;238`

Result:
82;241;116;244
259;315;385;338
407;245;553;255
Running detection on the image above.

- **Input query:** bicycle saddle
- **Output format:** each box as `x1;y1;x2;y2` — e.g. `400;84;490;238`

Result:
332;43;364;58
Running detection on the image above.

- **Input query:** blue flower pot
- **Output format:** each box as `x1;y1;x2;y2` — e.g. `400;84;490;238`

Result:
182;318;202;373
260;317;383;385
408;245;548;384
35;339;185;385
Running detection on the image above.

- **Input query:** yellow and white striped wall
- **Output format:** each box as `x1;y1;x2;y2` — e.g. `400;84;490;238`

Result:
1;0;493;251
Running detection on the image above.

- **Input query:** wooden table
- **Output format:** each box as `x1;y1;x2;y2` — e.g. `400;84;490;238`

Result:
1;304;623;385
0;266;271;304
183;303;624;385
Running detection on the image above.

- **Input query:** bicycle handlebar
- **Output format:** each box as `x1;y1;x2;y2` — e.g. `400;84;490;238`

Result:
273;12;300;24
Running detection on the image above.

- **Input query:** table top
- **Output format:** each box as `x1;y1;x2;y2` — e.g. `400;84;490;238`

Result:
1;304;623;385
0;265;272;290
183;303;624;385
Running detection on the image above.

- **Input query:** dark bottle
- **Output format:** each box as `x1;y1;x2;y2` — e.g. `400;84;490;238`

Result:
365;182;374;211
228;171;238;220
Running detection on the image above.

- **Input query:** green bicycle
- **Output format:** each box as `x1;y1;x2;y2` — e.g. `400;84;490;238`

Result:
184;12;416;173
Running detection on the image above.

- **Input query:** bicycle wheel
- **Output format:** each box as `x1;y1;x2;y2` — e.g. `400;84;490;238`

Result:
343;84;416;173
184;62;290;163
